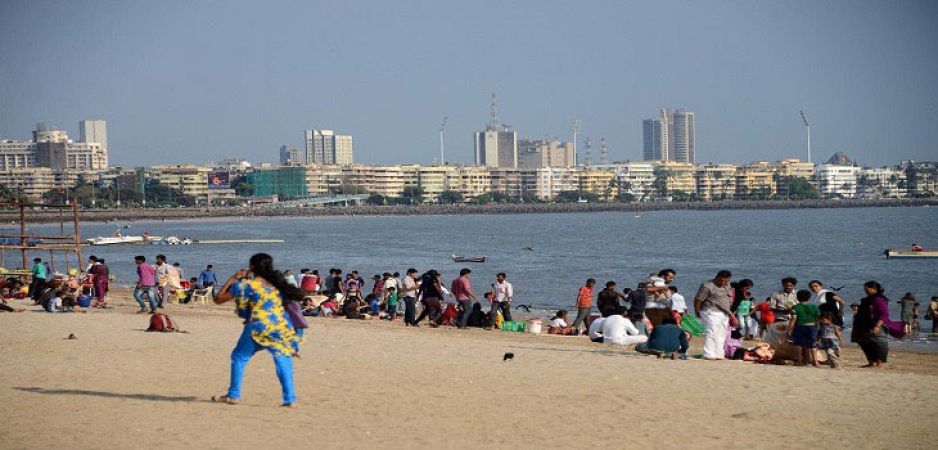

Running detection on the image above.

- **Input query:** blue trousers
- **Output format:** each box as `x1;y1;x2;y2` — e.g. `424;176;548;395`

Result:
133;286;158;311
227;326;296;405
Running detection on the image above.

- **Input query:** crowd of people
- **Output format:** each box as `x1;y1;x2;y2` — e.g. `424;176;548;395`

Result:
3;251;938;407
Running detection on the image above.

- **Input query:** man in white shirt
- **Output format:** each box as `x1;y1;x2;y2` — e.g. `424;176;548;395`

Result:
488;272;513;330
588;316;606;343
602;307;649;346
401;268;420;326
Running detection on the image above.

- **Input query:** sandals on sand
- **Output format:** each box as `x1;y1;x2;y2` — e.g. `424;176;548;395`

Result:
211;395;241;405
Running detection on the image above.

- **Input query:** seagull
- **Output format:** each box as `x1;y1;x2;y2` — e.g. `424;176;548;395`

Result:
513;304;533;313
522;247;534;252
830;285;845;292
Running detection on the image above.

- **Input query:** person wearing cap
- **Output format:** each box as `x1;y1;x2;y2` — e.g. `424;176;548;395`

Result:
899;293;917;335
29;257;48;301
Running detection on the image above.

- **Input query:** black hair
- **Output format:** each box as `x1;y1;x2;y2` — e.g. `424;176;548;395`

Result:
497;272;507;278
156;254;166;261
459;268;472;276
629;312;643;321
135;255;146;263
808;279;823;287
89;255;98;262
820;312;833;319
658;268;676;278
668;286;678;293
782;277;798;285
33;257;41;262
407;268;417;274
661;317;677;325
312;270;319;275
393;272;400;277
863;280;884;295
249;253;304;302
796;289;812;302
586;278;596;284
207;265;213;269
98;258;105;263
606;281;616;288
300;268;309;274
716;270;732;279
616;305;628;316
552;309;568;320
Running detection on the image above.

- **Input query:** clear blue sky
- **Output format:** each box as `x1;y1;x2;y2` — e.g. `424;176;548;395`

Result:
1;0;936;167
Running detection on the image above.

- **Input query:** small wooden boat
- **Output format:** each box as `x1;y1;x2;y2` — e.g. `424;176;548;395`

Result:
452;255;486;263
884;249;938;259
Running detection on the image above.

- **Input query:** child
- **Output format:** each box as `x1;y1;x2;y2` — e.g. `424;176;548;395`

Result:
753;298;775;338
386;286;399;321
548;310;575;335
735;291;754;340
318;295;338;317
788;289;821;367
816;313;843;368
367;293;381;317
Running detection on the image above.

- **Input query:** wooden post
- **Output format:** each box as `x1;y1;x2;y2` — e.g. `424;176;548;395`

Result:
73;200;82;270
19;203;27;271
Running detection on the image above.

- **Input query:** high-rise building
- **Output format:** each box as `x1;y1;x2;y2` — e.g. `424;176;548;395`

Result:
79;120;107;152
642;118;667;161
280;145;302;165
643;108;695;163
518;139;575;169
474;128;518;168
304;129;353;165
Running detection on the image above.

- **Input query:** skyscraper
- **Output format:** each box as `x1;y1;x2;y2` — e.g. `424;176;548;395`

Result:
643;117;667;161
304;129;353;165
473;94;518;168
642;108;695;163
79;120;107;151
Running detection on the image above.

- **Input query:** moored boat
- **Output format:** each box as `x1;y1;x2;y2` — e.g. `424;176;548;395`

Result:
452;255;486;263
884;249;938;259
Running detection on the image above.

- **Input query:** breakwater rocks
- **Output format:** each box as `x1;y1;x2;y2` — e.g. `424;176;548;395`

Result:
3;198;937;223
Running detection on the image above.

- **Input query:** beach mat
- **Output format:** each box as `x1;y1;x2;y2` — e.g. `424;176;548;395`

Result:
680;315;705;336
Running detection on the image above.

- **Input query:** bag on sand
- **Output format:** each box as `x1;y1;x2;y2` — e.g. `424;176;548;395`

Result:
147;313;185;333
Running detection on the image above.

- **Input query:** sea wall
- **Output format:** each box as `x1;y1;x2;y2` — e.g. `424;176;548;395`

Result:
3;198;937;224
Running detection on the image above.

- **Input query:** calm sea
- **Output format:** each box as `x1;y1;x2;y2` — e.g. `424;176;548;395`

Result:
20;206;938;341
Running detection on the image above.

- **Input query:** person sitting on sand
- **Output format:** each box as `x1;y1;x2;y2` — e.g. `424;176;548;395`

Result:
588;316;606;343
317;295;338;317
548;310;576;335
602;306;649;346
635;317;688;358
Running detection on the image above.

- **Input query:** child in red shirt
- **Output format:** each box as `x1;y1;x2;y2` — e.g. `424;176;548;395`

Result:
753;299;775;338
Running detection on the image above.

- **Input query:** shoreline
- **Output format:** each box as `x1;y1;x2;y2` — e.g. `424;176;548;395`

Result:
3;198;937;224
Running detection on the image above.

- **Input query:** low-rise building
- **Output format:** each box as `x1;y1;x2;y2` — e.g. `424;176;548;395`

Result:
857;167;908;199
817;164;860;198
695;163;737;201
735;163;777;199
653;161;696;198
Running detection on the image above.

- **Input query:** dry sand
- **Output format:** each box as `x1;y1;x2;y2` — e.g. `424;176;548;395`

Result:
2;289;937;449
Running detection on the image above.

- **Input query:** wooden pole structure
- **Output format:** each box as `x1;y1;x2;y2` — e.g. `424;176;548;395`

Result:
19;203;27;270
73;199;82;269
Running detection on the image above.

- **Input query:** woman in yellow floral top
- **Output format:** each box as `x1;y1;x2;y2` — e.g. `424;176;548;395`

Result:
211;253;304;407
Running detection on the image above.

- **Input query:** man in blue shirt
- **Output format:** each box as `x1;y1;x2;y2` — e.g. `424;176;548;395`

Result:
198;265;219;295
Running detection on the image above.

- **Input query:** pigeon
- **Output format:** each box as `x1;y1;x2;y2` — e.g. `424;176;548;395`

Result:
513;304;533;313
503;352;514;362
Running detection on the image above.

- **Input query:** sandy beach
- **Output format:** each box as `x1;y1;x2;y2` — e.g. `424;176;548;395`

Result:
2;289;937;449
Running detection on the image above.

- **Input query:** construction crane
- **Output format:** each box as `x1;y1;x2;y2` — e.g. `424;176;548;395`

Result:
800;110;811;163
439;116;447;166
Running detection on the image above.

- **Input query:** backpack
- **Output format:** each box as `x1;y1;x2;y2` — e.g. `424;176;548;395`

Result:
147;313;183;332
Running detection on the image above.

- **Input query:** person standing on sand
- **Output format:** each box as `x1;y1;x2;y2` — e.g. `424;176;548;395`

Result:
597;281;627;318
770;277;799;322
852;281;905;368
451;268;477;329
29;257;47;302
571;279;596;334
488;272;513;329
154;255;170;308
402;268;420;326
644;269;676;326
89;256;109;308
414;270;444;326
212;253;301;407
199;265;219;296
133;255;158;314
694;270;738;360
928;296;938;334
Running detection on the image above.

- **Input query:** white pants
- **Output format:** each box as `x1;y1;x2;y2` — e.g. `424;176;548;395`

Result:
606;335;649;346
701;307;729;359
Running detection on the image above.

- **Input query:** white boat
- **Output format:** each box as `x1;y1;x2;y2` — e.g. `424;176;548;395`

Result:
86;235;146;246
884;249;938;259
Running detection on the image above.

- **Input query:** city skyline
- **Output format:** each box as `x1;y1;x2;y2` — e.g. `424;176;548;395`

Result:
1;1;937;167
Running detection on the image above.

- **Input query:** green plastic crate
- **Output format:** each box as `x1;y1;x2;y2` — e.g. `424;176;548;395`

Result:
501;320;525;332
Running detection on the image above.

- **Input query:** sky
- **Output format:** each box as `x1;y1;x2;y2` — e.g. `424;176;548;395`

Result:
1;0;937;167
